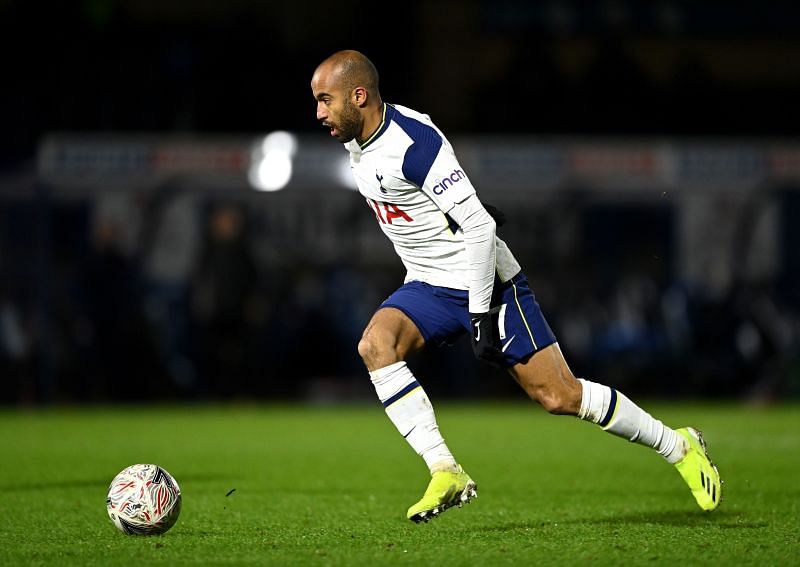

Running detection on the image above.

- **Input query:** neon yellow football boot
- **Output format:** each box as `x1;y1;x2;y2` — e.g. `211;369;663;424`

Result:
675;427;722;511
407;465;477;523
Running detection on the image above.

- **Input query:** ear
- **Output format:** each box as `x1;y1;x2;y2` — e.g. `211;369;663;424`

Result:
352;86;368;108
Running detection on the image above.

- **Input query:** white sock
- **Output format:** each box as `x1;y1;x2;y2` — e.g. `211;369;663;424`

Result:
369;362;458;474
577;379;687;464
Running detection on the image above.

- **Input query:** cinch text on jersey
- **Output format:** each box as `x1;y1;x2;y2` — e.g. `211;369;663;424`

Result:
432;169;465;195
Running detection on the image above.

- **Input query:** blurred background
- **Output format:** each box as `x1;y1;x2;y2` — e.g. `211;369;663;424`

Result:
1;0;799;405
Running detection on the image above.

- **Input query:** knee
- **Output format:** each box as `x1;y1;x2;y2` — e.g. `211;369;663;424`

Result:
357;308;424;371
356;334;378;366
357;328;397;370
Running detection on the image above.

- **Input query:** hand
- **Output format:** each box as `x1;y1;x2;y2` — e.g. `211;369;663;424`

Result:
469;308;505;367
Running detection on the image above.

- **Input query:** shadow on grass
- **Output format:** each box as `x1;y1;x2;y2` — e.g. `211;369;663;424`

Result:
479;510;767;533
565;509;768;529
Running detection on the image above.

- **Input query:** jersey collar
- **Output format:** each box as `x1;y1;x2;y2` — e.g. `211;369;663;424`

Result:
359;103;392;150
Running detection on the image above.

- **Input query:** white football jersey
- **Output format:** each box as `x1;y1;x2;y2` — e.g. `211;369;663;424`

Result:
344;103;520;299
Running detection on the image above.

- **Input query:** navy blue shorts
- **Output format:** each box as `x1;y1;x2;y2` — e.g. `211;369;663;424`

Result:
380;272;557;367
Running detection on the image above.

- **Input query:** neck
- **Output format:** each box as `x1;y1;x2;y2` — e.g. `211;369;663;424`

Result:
356;101;384;145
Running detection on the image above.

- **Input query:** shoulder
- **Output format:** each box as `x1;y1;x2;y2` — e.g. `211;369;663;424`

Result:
391;104;433;124
386;105;445;187
388;105;442;143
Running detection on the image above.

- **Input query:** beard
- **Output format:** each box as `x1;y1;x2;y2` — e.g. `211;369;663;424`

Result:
331;101;361;143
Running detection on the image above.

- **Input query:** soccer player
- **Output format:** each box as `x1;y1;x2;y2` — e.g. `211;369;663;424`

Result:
310;50;721;522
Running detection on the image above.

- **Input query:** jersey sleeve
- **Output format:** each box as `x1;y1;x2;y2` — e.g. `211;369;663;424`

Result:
445;194;497;313
413;144;476;211
394;113;476;211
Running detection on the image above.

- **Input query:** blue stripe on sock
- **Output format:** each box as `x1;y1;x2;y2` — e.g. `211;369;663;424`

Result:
382;380;421;407
598;388;617;427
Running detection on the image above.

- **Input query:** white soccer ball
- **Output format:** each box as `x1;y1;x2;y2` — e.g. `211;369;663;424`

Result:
106;464;182;535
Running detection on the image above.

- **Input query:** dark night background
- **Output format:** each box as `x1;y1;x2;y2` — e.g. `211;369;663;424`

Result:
4;0;800;165
1;0;799;404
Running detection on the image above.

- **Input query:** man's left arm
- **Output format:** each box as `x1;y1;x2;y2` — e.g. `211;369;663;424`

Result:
401;122;505;363
407;137;495;313
445;195;505;365
445;194;496;314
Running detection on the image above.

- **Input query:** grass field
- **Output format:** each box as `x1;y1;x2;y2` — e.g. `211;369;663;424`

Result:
1;402;798;565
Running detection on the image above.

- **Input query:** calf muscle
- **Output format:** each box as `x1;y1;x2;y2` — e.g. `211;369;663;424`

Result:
509;343;582;415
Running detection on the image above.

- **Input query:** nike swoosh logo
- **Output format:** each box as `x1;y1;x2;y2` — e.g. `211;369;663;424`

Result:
501;335;516;353
403;425;417;439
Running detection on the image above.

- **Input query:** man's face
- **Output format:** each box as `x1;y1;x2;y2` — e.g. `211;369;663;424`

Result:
311;67;361;143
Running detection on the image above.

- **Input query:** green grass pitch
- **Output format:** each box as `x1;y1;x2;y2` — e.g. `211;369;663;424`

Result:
1;402;798;565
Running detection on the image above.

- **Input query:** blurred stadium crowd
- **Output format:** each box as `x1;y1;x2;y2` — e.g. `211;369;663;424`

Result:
1;1;800;403
2;171;798;404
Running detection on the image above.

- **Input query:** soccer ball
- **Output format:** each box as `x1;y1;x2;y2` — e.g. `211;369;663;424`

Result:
106;464;182;535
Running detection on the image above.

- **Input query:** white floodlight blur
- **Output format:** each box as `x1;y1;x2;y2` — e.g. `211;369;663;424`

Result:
248;131;298;191
336;154;358;190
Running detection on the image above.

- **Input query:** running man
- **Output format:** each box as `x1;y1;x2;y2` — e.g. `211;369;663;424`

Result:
310;50;721;522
